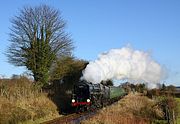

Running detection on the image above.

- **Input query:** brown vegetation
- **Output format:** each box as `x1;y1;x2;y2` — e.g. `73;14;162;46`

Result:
82;93;164;124
176;98;180;123
0;77;59;124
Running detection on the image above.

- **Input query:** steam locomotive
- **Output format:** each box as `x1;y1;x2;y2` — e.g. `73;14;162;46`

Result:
71;80;127;112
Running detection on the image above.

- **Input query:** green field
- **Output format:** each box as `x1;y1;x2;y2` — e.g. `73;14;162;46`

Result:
176;98;180;124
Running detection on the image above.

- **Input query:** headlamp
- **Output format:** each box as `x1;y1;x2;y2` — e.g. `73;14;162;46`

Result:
72;99;75;103
87;99;90;102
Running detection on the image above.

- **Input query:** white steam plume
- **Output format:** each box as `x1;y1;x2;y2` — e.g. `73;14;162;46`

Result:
82;47;166;87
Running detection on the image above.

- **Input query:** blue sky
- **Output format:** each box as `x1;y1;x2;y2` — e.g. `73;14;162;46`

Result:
0;0;179;86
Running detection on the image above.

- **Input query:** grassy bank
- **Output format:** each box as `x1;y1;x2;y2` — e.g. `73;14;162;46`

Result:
82;93;164;124
0;77;60;124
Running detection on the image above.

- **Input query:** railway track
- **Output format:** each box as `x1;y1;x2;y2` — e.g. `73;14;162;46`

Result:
42;95;124;124
42;111;96;124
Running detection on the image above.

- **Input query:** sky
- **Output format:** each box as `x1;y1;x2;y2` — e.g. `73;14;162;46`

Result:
0;0;179;86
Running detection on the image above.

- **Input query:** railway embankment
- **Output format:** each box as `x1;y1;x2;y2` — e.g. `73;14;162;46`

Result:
81;93;173;124
0;77;60;124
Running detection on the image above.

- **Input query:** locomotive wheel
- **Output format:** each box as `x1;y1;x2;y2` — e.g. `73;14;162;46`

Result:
92;95;103;109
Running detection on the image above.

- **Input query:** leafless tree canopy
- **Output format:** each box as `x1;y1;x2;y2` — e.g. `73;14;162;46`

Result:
6;5;74;84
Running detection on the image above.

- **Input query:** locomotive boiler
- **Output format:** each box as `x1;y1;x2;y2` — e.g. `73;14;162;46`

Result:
71;80;127;112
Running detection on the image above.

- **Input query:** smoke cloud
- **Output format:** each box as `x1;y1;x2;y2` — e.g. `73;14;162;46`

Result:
82;46;166;88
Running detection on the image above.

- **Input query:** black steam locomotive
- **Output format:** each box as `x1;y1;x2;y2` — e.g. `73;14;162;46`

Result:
71;80;127;112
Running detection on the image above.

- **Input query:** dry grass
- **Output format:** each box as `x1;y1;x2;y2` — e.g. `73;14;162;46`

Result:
82;93;164;124
0;77;60;124
175;98;180;124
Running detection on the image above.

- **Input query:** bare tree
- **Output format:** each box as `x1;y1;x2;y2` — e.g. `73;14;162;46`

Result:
6;5;74;86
